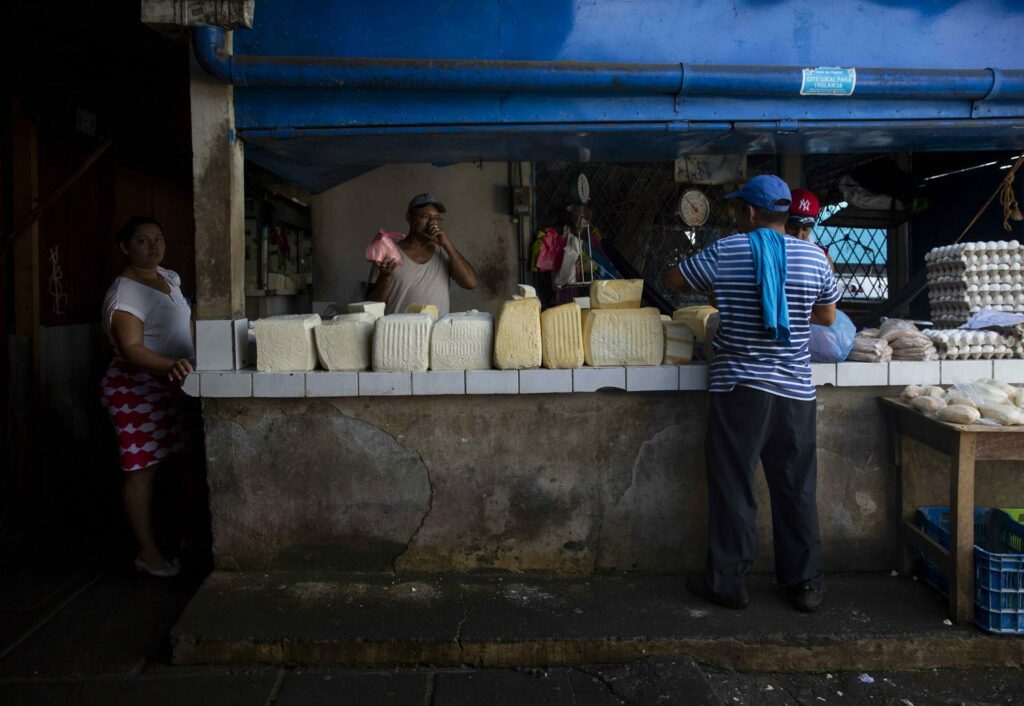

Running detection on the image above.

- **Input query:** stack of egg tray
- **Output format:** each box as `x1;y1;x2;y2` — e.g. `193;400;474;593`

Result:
926;241;1024;329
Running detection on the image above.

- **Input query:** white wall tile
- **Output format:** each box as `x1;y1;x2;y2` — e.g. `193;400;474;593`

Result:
200;372;252;398
811;363;836;387
626;366;679;392
940;359;994;384
195;320;234;370
887;361;940;386
835;362;889;387
232;318;250;370
519;369;573;394
993;359;1024;383
465;370;519;395
252;372;305;397
412;371;466;395
306;372;359;397
359;371;412;396
679;364;709;390
573;367;625;392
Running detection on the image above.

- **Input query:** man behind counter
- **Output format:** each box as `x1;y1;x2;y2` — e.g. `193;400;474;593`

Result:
367;193;479;317
666;175;839;614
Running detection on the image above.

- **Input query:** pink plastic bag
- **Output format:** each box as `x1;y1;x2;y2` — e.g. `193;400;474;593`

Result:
365;229;406;268
535;227;566;272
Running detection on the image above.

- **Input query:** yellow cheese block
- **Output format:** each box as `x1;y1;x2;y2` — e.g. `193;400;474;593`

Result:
540;303;584;369
494;297;542;369
582;307;664;366
672;305;718;343
590;279;644;309
404;303;439;321
662;321;695;365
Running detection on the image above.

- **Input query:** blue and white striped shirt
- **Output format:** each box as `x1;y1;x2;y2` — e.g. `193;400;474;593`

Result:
678;233;840;401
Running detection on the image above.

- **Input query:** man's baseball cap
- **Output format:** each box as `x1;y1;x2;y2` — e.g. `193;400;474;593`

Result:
407;193;446;213
788;188;820;226
724;175;792;213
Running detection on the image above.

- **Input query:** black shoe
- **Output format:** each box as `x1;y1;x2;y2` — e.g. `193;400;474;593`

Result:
685;573;749;610
781;581;824;613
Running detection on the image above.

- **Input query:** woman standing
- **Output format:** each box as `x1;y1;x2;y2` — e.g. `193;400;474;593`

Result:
100;217;194;577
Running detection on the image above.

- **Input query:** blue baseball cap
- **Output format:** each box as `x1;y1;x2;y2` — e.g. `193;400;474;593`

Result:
724;175;792;213
407;192;447;213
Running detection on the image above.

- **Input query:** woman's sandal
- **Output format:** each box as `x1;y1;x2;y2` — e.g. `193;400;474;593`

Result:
134;555;181;578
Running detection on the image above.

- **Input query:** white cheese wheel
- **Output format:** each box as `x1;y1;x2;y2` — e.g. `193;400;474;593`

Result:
590;279;644;310
540;303;585;369
494;298;542;370
255;314;322;372
429;311;493;371
348;301;386;320
314;312;375;371
372;314;433;372
662;321;695;365
582;307;664;366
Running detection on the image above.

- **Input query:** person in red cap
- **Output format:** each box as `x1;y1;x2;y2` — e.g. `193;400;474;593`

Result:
786;188;834;271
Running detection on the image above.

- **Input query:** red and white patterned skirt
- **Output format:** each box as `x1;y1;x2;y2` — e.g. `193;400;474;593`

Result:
100;358;192;472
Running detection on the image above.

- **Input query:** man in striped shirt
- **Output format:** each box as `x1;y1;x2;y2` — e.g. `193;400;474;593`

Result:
666;175;840;613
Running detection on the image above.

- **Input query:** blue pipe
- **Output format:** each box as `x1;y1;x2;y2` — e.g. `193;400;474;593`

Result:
192;26;1024;101
239;118;1024;141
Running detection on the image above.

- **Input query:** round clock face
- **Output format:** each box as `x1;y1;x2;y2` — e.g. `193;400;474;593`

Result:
679;189;710;227
573;173;590;205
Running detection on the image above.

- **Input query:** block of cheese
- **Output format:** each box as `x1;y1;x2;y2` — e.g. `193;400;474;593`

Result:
348;301;386;320
672;306;718;343
590;279;643;309
513;284;536;300
430;311;494;370
582;307;663;366
541;303;584;369
574;297;591;310
662;321;695;365
372;314;433;372
494;298;542;370
404;303;439;321
314;312;376;371
255;314;322;372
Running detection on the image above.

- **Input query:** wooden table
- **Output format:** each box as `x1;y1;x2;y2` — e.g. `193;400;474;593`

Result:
879;397;1024;624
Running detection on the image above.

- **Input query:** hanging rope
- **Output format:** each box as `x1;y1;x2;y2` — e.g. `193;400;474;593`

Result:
1000;154;1024;231
953;152;1024;244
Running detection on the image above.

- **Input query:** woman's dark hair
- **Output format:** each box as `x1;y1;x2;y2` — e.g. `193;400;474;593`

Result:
116;217;163;246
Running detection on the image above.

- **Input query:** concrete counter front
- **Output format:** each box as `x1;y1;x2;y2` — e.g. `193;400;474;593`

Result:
201;383;1024;575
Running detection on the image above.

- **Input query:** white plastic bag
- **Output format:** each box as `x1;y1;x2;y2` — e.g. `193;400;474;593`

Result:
948;381;1011;407
911;396;946;414
938;405;981;425
879;319;921;343
979;403;1024;426
900;385;926;401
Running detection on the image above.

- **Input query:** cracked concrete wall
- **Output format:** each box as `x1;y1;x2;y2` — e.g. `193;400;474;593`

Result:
201;388;1024;573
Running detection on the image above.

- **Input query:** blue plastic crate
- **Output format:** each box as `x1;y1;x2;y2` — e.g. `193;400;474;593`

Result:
914;506;1024;635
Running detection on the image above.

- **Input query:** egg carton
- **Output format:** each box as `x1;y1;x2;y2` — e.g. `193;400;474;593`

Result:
922;328;1022;359
925;240;1022;264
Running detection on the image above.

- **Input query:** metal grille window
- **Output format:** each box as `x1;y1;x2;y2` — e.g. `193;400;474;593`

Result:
814;203;889;301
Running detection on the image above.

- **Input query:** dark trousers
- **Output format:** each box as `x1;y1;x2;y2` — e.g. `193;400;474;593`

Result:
704;385;822;603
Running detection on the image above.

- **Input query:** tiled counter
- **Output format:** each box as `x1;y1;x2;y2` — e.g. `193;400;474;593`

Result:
183;359;1024;398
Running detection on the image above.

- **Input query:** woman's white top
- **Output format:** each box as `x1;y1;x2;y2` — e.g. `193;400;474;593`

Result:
102;267;194;361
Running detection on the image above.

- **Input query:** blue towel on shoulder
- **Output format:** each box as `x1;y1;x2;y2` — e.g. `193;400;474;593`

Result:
747;228;790;345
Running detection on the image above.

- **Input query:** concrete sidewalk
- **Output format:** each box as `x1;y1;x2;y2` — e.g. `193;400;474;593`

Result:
172;571;1024;671
2;562;1024;705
